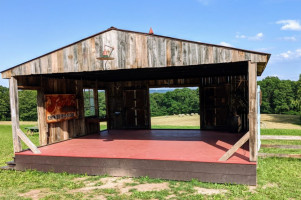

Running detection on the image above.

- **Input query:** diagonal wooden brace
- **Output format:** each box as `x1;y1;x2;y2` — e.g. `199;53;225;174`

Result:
219;132;250;161
17;128;41;154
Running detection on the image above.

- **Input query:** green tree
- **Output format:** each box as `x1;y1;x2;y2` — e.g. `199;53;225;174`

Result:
150;88;199;116
258;75;300;115
0;86;10;121
98;91;107;118
18;90;38;121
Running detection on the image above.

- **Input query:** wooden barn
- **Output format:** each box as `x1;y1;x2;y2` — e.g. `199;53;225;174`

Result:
1;27;270;185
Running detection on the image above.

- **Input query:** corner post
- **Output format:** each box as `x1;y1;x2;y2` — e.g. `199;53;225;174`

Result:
9;77;22;153
248;61;258;161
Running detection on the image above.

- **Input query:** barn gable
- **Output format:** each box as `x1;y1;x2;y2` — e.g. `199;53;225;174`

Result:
1;27;270;79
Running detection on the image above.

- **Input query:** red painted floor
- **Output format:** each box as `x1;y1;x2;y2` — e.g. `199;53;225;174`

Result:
17;130;255;165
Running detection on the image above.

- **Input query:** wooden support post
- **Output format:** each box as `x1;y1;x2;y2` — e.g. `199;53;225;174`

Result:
37;79;48;145
248;61;258;161
9;77;22;153
17;129;41;154
219;132;250;161
10;77;41;154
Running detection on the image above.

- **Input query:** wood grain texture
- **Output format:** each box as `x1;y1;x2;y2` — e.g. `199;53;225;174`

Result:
261;135;301;140
17;128;40;154
9;77;22;152
219;132;250;161
258;153;301;158
37;84;48;146
248;61;257;162
261;144;301;149
1;30;269;79
15;155;257;185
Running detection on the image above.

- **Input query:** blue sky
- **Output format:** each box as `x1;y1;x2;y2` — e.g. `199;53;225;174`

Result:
1;0;301;86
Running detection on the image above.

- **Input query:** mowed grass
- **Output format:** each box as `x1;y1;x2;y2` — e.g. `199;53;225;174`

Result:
151;114;301;130
261;114;301;129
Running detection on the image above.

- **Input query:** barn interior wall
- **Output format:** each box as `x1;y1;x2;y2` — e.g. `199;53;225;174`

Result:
17;77;99;145
16;73;249;145
105;76;248;131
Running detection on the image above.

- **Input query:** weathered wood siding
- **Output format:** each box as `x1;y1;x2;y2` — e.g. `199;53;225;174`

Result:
21;77;99;145
16;71;251;145
106;81;150;130
200;75;249;131
2;30;268;79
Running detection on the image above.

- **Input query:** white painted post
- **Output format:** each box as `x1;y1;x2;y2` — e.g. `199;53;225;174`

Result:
257;86;261;151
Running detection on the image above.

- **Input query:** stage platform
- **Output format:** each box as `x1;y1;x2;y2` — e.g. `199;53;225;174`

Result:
15;130;256;185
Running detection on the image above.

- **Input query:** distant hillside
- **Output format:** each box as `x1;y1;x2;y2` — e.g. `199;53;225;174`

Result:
149;87;198;94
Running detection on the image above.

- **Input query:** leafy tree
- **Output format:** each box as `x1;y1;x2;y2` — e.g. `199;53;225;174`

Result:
150;88;199;116
0;86;10;120
19;90;37;121
98;91;106;118
258;75;300;115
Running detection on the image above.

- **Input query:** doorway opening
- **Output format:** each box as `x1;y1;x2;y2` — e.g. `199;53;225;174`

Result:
149;87;200;129
18;89;39;146
98;90;107;131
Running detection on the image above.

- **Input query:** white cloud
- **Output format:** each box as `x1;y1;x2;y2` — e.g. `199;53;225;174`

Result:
279;49;301;59
249;32;264;41
235;32;263;40
276;20;301;31
280;36;297;41
219;42;233;47
280;51;293;58
235;33;246;39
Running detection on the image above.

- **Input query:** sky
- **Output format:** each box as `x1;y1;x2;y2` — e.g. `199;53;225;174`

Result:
0;0;301;87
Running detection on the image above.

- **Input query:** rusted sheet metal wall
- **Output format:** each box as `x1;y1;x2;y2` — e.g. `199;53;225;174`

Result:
2;30;268;79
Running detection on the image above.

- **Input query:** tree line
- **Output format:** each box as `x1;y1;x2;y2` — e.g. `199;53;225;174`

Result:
0;75;300;121
258;75;301;115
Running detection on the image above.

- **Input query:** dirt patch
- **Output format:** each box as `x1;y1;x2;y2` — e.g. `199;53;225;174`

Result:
92;194;106;200
70;177;135;193
19;189;49;200
166;194;176;199
248;186;257;193
71;177;170;196
262;183;277;189
194;187;227;195
120;182;170;194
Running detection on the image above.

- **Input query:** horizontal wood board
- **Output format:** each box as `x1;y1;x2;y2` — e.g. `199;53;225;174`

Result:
15;155;257;185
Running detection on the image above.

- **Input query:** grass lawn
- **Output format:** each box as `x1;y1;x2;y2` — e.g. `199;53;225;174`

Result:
0;124;301;199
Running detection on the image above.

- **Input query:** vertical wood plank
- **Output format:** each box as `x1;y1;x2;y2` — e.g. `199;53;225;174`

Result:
89;38;96;71
135;34;148;68
57;50;64;73
248;61;258;161
117;31;128;69
128;33;137;68
37;83;48;146
9;77;22;152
